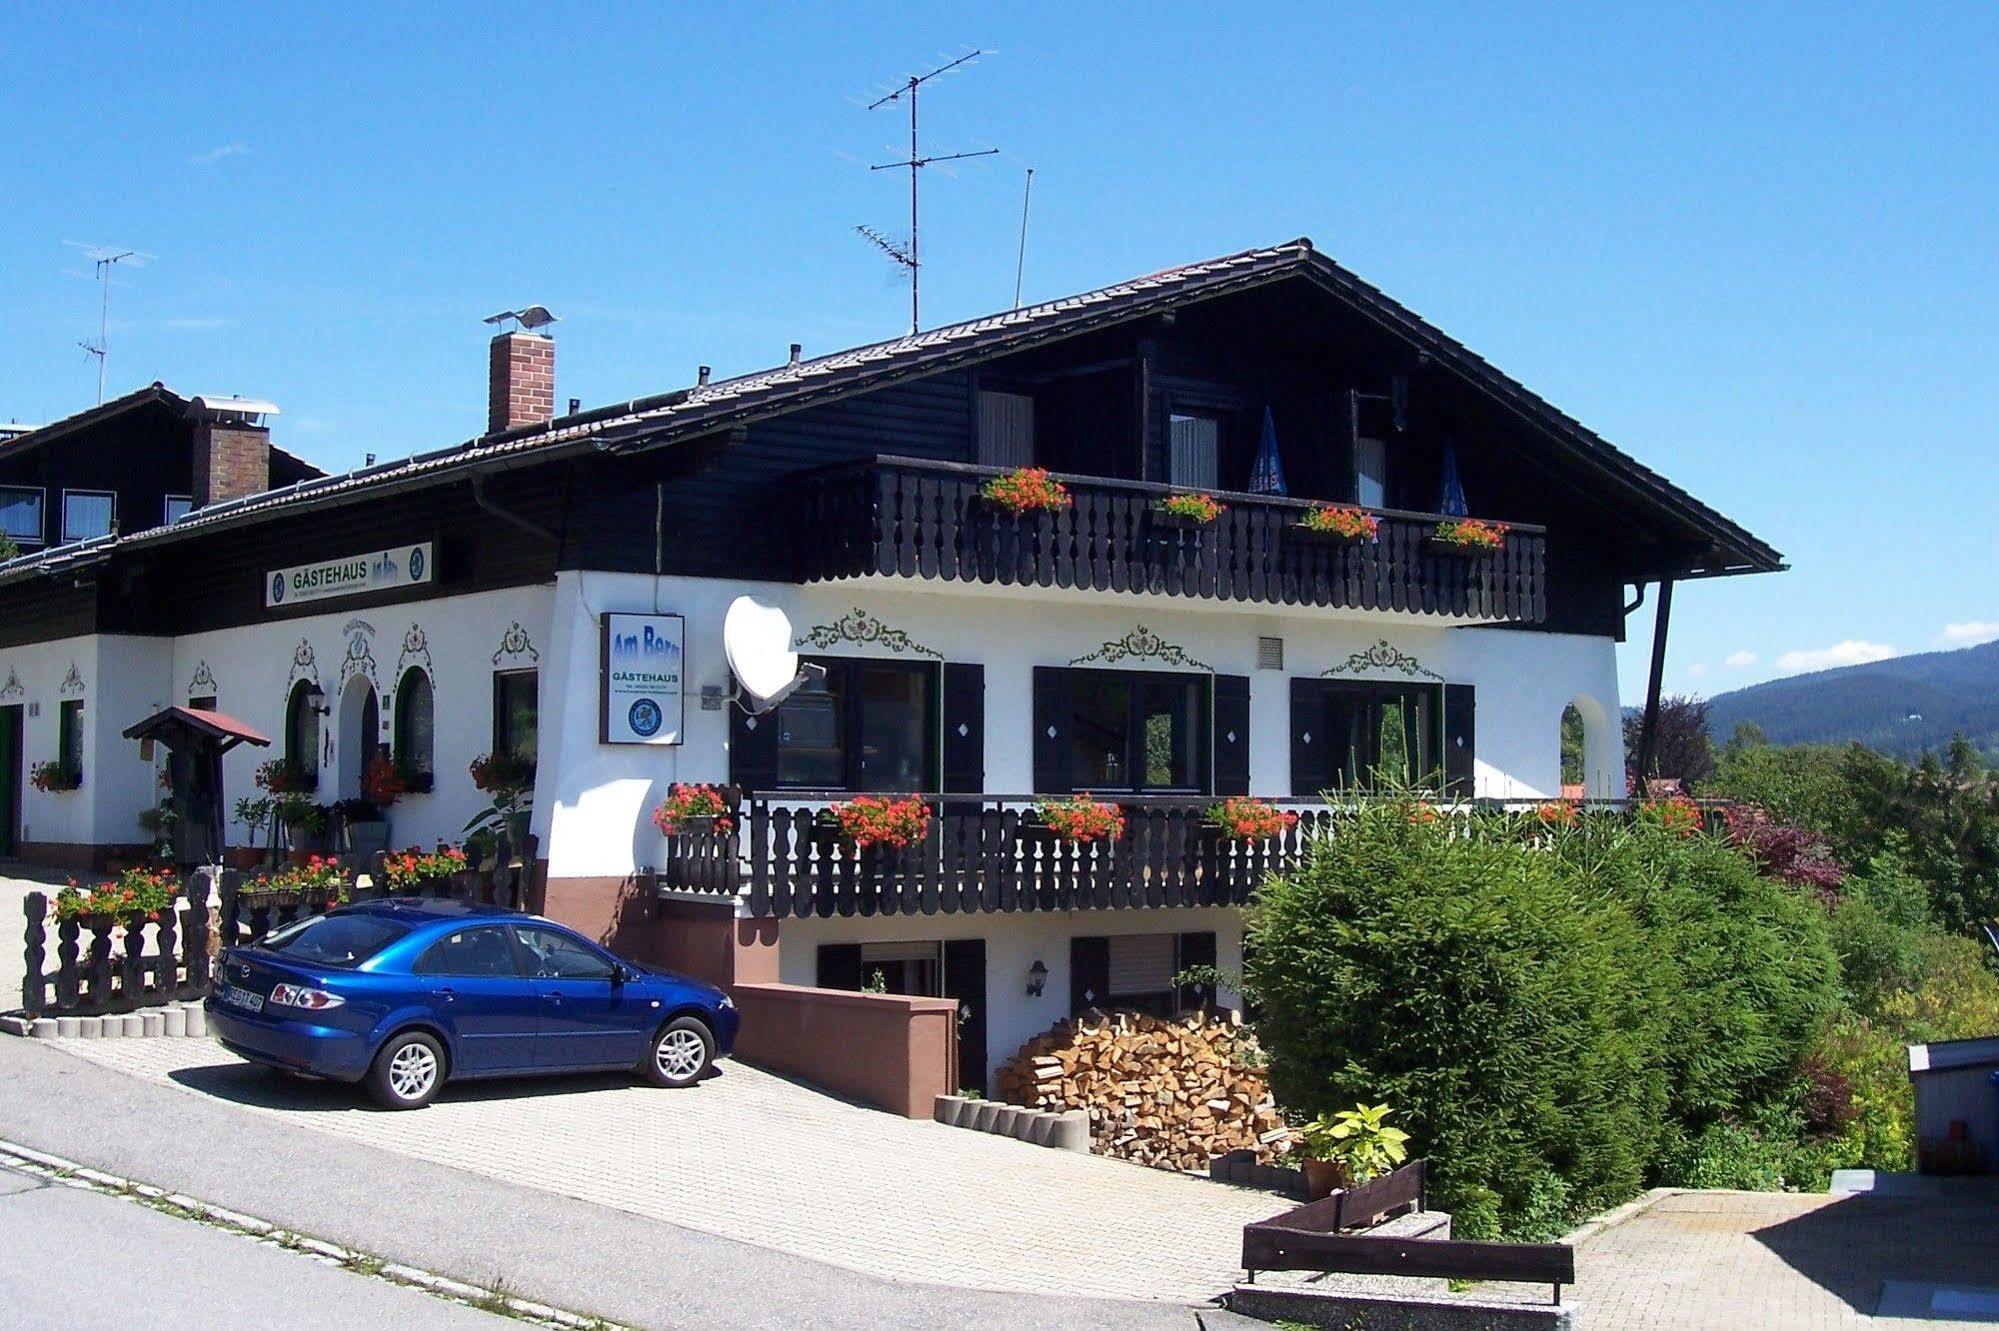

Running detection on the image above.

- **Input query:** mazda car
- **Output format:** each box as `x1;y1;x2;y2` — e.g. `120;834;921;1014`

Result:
206;899;738;1108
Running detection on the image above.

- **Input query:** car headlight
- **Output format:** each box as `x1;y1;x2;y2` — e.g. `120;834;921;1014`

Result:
718;994;734;1010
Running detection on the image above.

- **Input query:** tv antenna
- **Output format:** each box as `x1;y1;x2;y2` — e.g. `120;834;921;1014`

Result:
65;242;152;403
861;49;998;335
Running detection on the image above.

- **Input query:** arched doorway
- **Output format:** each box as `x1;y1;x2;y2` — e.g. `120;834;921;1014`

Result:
337;674;381;800
1561;694;1618;800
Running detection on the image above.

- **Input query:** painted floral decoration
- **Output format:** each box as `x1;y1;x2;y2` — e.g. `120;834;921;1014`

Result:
378;845;469;893
29;760;82;793
1153;492;1226;524
653;783;734;836
980;466;1071;515
824;795;932;849
1432;518;1509;550
55;867;179;922
1202;796;1299;841
1299;505;1380;540
1034;793;1126;843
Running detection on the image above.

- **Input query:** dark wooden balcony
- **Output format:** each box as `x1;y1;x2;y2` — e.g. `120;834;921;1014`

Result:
658;793;1332;920
797;456;1548;623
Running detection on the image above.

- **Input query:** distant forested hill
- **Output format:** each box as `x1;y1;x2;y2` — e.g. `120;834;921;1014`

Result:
1703;639;1999;760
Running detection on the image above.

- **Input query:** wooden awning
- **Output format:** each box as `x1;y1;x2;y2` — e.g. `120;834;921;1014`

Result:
122;705;272;754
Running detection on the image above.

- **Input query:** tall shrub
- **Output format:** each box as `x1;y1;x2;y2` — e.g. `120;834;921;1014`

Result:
1245;803;1666;1239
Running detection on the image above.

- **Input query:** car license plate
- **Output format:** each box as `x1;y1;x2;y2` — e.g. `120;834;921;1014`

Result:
218;983;265;1014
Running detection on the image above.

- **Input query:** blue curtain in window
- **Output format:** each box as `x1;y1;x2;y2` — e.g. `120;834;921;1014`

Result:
1249;405;1287;495
1439;440;1468;517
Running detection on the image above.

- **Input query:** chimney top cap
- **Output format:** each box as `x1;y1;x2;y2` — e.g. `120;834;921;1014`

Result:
484;305;559;335
190;394;281;420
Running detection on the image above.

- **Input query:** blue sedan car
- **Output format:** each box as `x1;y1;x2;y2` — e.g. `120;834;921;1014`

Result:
206;899;739;1109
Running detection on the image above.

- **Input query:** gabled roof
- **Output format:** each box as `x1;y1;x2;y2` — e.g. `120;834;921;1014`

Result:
0;239;1781;584
0;381;323;479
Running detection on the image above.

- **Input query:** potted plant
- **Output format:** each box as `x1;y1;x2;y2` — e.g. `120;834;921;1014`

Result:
278;796;329;864
54;866;181;927
256;755;318;796
1293;504;1380;544
1151;492;1226;528
334;797;392;857
820;794;931;850
1427;517;1508;555
465;751;536;865
29;759;82;793
1201;796;1299;841
240;855;351;914
979;466;1071;516
1293;1102;1412;1201
653;783;734;836
1031;793;1125;843
231;795;275;870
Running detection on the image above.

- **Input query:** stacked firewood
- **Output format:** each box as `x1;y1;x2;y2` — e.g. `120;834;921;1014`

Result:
994;1008;1293;1172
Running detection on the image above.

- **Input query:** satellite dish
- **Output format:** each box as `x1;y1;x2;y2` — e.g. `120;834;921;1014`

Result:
723;596;823;714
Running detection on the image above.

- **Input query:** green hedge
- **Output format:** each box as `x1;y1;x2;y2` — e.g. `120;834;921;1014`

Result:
1244;803;1837;1239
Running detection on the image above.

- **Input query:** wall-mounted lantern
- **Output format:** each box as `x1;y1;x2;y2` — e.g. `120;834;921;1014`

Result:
1026;959;1048;998
302;683;330;716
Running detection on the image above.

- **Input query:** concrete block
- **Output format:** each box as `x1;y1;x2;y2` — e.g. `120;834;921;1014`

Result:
1048;1109;1091;1152
967;1101;1001;1133
77;1017;102;1039
161;1007;187;1037
991;1105;1029;1138
55;1017;80;1039
30;1019;57;1039
1023;1111;1057;1147
119;1015;145;1038
183;1005;206;1037
933;1094;967;1126
140;1011;163;1038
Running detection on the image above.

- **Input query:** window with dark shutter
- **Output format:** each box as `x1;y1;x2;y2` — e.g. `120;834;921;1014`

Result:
1036;665;1209;794
1290;677;1331;796
941;663;984;794
1444;683;1476;796
1069;935;1109;1014
1291;678;1442;792
1212;675;1250;796
1176;931;1217;1011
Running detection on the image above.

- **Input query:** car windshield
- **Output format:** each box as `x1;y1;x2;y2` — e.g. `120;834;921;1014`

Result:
258;914;411;969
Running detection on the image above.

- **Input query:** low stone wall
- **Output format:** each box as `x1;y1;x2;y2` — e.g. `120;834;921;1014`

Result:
729;982;957;1119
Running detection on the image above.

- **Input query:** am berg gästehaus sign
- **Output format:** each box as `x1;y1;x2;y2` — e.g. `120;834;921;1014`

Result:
600;612;685;745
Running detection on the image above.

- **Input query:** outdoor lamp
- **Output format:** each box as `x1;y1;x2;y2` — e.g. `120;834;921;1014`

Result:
1026;960;1048;998
304;684;329;715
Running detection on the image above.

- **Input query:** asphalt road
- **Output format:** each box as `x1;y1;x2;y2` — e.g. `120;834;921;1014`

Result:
0;1160;509;1329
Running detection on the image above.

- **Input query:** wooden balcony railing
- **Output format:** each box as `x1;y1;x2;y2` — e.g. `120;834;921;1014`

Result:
657;793;1333;920
796;456;1548;623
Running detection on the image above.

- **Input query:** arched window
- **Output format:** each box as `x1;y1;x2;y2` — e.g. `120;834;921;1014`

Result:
394;668;435;781
1560;703;1586;788
286;680;321;781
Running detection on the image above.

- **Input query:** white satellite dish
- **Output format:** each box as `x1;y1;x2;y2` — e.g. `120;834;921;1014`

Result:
723;596;823;714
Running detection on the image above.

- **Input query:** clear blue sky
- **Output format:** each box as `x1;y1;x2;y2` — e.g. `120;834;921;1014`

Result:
4;4;1995;702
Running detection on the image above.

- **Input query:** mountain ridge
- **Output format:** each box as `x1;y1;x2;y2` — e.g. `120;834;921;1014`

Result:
1702;638;1999;759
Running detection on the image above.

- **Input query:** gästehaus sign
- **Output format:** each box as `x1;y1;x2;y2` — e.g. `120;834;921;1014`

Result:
265;543;433;609
600;612;684;745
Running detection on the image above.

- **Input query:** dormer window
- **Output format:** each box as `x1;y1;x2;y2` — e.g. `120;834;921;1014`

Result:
163;495;194;526
1167;411;1220;489
1354;436;1389;508
61;490;115;543
977;389;1034;468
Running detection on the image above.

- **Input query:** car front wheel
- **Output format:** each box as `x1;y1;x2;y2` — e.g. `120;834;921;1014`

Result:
367;1031;445;1109
643;1016;713;1088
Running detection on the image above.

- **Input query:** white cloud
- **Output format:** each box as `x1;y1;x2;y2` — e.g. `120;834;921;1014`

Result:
1939;620;1999;648
189;142;248;166
1686;663;1709;678
1776;640;1899;672
1723;650;1757;668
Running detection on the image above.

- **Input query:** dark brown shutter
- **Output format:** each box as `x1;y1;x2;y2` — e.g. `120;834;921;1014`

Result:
1212;674;1250;796
1176;930;1217;1012
1444;683;1476;797
941;663;985;794
729;702;781;793
816;943;862;991
942;937;987;1094
1032;666;1073;794
1070;935;1109;1015
1290;678;1331;796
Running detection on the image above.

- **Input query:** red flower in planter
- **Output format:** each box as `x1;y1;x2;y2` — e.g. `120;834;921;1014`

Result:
1432;518;1508;550
653;783;734;835
825;795;931;849
980;467;1071;515
1153;492;1226;524
1202;797;1299;841
1035;794;1126;843
1298;505;1379;539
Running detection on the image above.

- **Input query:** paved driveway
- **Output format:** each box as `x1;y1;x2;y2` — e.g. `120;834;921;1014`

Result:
1520;1185;1999;1329
1;867;70;1008
49;1035;1282;1304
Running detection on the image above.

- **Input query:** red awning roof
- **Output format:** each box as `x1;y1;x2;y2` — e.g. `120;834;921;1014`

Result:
122;705;272;750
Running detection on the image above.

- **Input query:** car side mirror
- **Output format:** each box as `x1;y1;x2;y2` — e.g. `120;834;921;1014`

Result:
611;964;633;985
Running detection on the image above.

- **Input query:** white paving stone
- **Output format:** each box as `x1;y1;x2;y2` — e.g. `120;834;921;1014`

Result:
48;1036;1284;1302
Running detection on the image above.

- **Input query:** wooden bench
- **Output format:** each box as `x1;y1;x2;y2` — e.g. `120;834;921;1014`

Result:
1241;1159;1576;1306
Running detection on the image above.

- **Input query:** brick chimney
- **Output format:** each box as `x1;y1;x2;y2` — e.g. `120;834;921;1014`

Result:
488;331;555;434
190;411;272;507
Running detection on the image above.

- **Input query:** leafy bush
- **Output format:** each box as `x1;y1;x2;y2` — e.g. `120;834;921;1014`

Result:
1245;801;1838;1239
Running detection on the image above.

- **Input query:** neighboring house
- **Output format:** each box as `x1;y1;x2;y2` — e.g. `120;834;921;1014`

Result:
0;238;1781;1096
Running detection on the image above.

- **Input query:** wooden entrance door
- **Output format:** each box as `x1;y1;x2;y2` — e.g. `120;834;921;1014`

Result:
0;705;20;858
943;938;987;1096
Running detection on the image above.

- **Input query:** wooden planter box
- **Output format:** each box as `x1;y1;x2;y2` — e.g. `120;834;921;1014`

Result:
1289;522;1370;545
1423;534;1503;558
1150;508;1221;531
